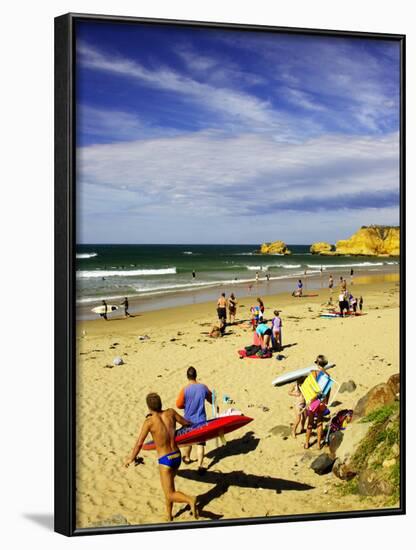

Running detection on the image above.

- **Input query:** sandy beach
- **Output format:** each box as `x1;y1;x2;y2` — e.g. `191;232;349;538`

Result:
75;273;400;528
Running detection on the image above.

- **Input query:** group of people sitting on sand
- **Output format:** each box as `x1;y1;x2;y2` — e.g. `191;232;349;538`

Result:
125;366;216;521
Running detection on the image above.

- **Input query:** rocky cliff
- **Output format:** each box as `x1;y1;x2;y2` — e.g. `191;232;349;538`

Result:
335;226;400;256
259;240;291;255
310;242;334;254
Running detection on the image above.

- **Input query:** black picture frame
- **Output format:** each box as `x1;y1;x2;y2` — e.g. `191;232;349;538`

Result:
55;12;406;537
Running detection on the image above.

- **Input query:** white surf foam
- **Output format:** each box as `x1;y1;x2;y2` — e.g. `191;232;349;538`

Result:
76;252;98;259
76;267;177;279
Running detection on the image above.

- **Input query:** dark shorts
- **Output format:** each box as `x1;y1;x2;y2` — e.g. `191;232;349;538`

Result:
217;307;226;320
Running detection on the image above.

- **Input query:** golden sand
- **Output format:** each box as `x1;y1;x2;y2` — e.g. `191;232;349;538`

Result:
75;277;400;528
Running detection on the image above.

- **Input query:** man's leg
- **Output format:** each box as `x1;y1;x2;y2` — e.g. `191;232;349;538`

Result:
182;445;192;464
158;466;198;521
196;444;205;469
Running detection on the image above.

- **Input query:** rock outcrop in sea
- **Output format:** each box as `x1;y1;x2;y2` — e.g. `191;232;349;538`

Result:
259;240;291;255
335;225;399;256
310;242;334;254
311;225;400;257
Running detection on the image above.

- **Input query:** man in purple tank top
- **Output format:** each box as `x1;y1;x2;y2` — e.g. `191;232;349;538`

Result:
176;367;214;474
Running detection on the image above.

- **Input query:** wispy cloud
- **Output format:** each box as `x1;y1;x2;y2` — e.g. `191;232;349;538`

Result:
77;130;399;217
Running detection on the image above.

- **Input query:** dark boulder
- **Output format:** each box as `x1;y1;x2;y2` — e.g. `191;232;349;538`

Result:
387;373;400;396
357;470;394;496
310;453;335;475
354;383;396;419
332;458;357;481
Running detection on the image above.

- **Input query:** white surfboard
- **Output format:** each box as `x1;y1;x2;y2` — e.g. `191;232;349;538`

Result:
91;305;119;314
272;363;335;387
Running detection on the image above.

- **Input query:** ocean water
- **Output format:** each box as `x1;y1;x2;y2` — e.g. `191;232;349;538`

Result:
75;244;399;305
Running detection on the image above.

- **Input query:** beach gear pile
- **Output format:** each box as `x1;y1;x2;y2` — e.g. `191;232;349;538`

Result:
238;345;273;359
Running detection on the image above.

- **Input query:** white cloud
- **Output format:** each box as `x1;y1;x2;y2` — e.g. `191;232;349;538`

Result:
77;130;399;223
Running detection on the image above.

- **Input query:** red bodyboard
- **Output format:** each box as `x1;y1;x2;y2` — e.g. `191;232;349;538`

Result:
142;414;253;451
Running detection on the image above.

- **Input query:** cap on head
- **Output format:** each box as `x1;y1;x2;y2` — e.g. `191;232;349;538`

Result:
146;392;162;412
187;366;197;380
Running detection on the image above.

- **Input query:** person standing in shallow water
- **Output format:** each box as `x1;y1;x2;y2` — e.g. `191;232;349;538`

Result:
124;392;198;522
192;270;196;279
121;297;131;317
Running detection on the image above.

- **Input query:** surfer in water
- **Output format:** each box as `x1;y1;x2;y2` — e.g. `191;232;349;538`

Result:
124;393;198;522
176;367;215;474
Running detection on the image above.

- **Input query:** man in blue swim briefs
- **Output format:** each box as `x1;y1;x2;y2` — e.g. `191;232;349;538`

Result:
176;367;215;474
124;392;198;522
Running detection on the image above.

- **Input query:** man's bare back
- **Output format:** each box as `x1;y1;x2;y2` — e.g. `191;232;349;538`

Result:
145;409;188;458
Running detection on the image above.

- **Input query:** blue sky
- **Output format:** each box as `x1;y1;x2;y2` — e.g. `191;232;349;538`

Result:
76;21;400;244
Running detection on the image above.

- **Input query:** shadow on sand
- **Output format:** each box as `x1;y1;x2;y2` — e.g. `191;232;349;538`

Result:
205;431;260;470
175;469;314;520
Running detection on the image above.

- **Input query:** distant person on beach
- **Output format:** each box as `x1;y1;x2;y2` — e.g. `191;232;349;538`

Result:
292;279;303;297
176;367;215;474
339;291;348;316
217;293;227;325
328;274;334;290
266;273;270;282
257;297;265;316
340;276;347;292
350;268;354;285
100;300;108;320
271;310;282;350
256;319;272;350
350;294;358;314
288;378;306;438
124;393;197;522
304;355;331;450
359;296;363;312
192;270;196;279
228;293;237;323
250;305;261;330
255;271;259;282
121;297;131;318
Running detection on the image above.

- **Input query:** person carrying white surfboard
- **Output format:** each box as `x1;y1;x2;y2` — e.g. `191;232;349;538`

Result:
100;300;108;320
